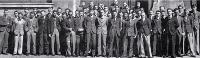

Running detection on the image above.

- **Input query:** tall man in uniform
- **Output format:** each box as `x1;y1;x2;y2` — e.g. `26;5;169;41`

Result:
137;12;152;57
49;10;61;55
97;10;109;56
108;11;121;57
0;9;12;54
25;12;38;55
84;10;97;56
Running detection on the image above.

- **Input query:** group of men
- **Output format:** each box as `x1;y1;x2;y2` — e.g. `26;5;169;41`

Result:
0;1;199;58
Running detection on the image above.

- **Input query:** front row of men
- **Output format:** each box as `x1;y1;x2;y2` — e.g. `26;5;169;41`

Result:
0;4;200;58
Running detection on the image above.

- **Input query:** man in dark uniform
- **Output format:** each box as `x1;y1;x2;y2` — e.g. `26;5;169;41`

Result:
137;12;152;57
0;9;12;54
49;10;61;55
37;10;48;55
165;8;179;58
122;12;129;57
191;4;200;54
183;9;196;57
74;10;84;56
108;11;121;57
151;11;162;56
84;10;97;56
128;13;138;57
25;12;38;55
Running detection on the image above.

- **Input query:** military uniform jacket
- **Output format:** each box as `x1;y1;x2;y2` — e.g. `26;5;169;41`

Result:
191;11;200;31
127;18;139;36
97;16;109;35
25;17;38;32
184;16;194;33
84;15;98;34
74;16;84;32
165;16;179;35
38;16;48;34
61;16;75;33
48;16;61;34
108;17;122;36
0;15;13;32
137;18;151;36
151;18;162;34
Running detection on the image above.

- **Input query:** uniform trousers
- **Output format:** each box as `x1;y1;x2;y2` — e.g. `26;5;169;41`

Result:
86;32;96;56
51;28;61;54
0;31;9;54
66;31;76;55
187;33;195;55
138;34;152;57
14;30;24;54
109;32;120;57
97;32;107;56
76;31;84;55
26;30;36;54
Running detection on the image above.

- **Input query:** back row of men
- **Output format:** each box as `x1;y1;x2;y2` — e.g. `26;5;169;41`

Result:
0;1;199;58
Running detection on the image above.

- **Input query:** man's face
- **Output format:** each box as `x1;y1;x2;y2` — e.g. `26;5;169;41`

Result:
129;14;132;19
48;8;53;13
19;14;23;18
167;10;173;16
114;12;117;17
58;9;62;13
4;11;9;15
14;12;18;17
30;13;35;18
41;11;46;16
82;2;85;6
90;10;94;15
105;7;109;12
80;12;84;16
95;6;98;10
65;9;69;14
141;13;146;19
124;13;128;17
90;2;94;6
114;0;118;4
192;7;197;11
116;6;120;11
75;11;79;15
160;7;165;11
155;12;161;18
149;11;153;15
137;2;141;7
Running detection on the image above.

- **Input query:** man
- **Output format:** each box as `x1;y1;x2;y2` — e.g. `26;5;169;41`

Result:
89;1;95;10
149;10;154;20
49;10;61;55
13;12;26;55
38;10;48;55
97;10;109;56
183;9;196;57
74;10;84;56
191;4;200;54
137;12;152;57
135;2;142;11
128;13;138;57
108;11;121;57
84;10;97;56
165;8;179;58
0;9;12;54
25;12;38;55
57;7;63;21
151;11;162;56
174;8;184;56
122;12;129;57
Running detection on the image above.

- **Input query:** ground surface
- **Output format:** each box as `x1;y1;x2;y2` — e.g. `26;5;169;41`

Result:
0;55;199;58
